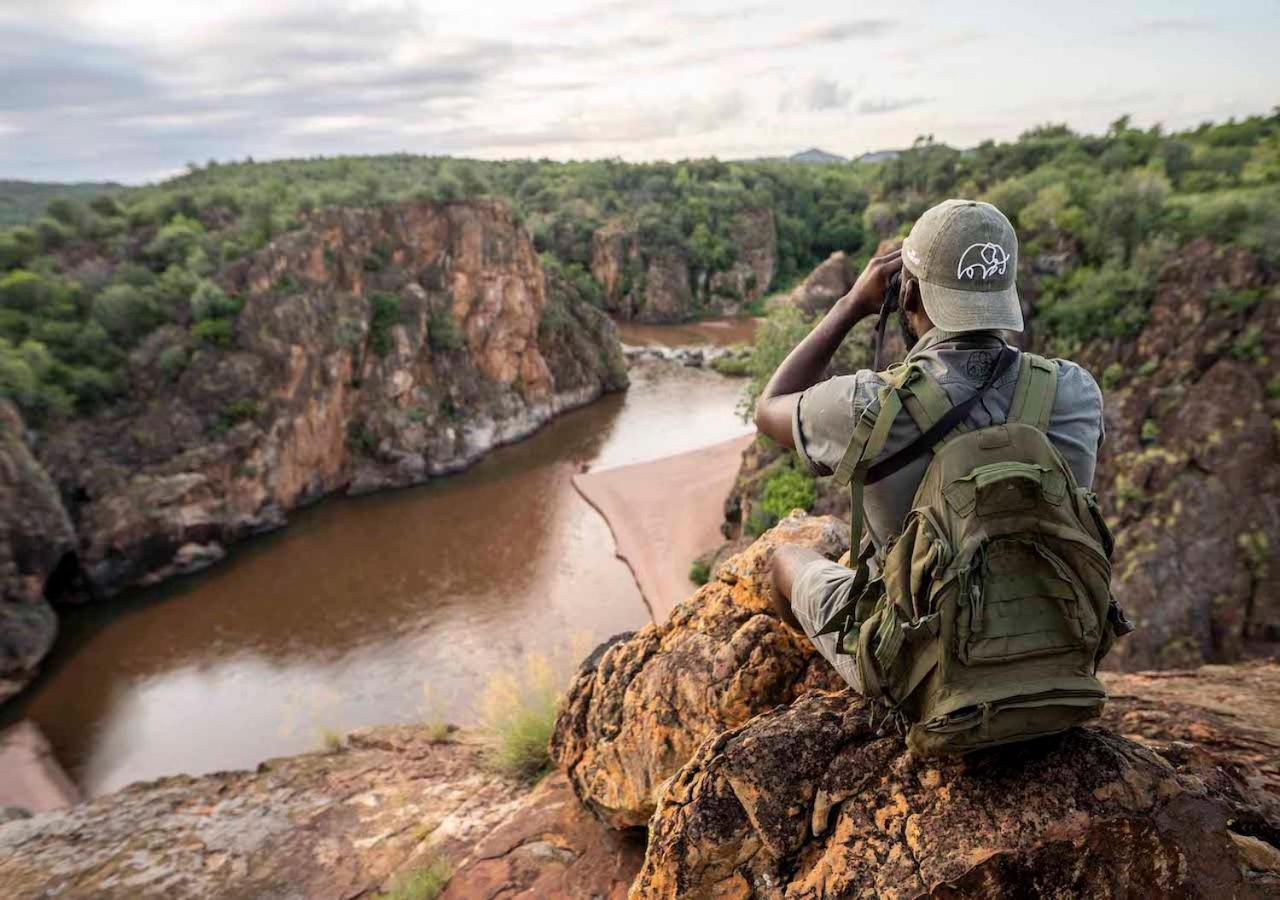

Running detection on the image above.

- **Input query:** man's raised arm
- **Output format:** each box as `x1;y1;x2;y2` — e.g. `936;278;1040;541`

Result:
752;249;903;446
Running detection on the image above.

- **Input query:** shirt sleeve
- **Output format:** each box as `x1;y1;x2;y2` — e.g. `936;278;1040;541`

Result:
1047;360;1105;489
792;371;884;477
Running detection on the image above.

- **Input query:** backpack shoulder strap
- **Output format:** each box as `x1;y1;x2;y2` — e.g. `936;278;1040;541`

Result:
1008;353;1059;432
898;364;966;446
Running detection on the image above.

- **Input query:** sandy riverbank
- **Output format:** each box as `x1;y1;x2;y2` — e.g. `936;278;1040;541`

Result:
574;433;755;621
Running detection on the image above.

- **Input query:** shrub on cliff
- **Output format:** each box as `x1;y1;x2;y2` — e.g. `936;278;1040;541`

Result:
753;465;817;536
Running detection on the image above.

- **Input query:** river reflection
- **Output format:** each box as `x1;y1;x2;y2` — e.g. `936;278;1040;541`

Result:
8;357;752;796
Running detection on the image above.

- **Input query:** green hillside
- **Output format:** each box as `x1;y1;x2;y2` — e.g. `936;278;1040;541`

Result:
0;180;122;228
0;111;1276;427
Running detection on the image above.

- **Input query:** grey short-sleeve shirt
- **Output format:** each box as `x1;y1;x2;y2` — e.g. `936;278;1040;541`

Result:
792;328;1105;556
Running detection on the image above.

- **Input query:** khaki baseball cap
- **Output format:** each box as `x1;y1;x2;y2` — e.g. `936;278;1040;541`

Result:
900;199;1023;333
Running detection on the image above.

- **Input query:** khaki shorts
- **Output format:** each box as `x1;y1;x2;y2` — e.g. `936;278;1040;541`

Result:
789;558;863;690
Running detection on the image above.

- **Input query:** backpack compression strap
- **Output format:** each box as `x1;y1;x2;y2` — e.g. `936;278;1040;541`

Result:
1008;353;1058;432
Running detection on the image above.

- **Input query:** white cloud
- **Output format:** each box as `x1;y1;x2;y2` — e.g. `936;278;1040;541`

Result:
0;0;1276;181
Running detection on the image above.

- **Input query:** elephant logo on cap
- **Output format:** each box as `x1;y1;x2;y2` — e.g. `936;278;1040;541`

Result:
956;242;1010;281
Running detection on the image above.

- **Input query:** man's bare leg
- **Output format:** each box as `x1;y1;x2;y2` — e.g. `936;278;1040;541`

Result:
769;545;827;632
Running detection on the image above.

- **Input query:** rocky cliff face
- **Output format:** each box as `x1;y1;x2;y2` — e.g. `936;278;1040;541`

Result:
551;514;1280;898
30;200;626;598
591;210;776;322
0;402;76;702
726;240;1280;670
1066;240;1279;669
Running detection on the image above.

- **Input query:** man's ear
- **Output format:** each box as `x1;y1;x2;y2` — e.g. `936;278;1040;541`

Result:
901;275;923;314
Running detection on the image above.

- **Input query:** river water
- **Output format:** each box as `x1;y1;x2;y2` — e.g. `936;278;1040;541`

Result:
7;319;756;797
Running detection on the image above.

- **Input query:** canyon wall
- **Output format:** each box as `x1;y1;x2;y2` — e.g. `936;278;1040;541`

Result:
591;209;776;323
1;200;627;698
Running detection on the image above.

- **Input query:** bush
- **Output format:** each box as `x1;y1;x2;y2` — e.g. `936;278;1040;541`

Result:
190;279;241;321
760;465;816;521
93;283;165;344
191;317;234;348
689;558;712;585
368;292;402;356
380;855;452;900
157;345;188;380
477;650;576;782
218;398;261;430
428;308;464;352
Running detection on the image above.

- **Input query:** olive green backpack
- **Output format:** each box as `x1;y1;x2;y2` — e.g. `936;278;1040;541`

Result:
817;348;1133;756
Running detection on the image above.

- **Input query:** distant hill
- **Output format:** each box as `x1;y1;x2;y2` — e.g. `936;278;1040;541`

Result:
855;150;902;164
788;148;847;164
0;180;122;227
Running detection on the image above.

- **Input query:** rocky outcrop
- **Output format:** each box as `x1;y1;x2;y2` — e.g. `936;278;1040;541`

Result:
707;209;777;309
591;210;777;322
0;402;77;701
775;251;855;314
0;726;642;900
550;514;849;829
551;519;1279;897
31;200;627;598
1071;240;1279;669
632;689;1280;899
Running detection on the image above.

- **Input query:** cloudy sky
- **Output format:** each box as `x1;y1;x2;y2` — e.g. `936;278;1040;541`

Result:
1;0;1277;184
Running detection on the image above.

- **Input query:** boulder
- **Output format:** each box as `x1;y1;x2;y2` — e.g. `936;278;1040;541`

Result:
550;514;850;829
443;772;644;899
780;252;855;315
0;402;77;701
631;689;1280;899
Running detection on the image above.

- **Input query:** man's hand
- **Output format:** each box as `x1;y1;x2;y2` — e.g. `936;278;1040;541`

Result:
840;248;903;319
752;249;904;448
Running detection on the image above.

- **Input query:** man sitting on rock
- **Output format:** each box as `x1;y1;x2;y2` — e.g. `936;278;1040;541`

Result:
753;199;1106;698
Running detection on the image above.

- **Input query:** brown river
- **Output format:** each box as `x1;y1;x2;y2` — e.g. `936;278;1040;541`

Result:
5;320;756;797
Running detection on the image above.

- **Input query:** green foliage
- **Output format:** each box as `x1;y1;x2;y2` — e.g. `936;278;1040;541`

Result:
1231;324;1266;362
157;345;188;380
219;398;261;431
190;279;242;320
191;317;234;348
379;855;452;900
347;420;377;456
0;110;1277;433
477;652;567;782
93;283;166;344
760;464;817;522
709;351;751;377
689;558;712;585
1140;418;1160;444
1101;362;1124;392
428;308;464;352
368;292;403;356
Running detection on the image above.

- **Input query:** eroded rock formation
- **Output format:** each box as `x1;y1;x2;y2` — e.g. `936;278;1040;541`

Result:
553;517;1280;897
632;689;1279;899
33;200;627;597
591;209;777;322
550;514;849;829
775;250;856;315
0;402;76;701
